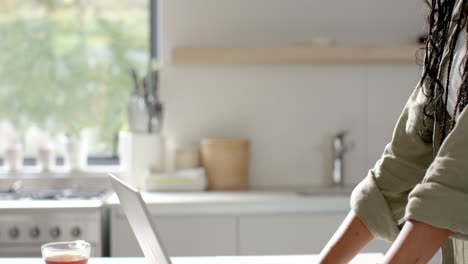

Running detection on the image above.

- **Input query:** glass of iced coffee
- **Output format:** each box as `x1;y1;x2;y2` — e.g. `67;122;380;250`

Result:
41;240;90;264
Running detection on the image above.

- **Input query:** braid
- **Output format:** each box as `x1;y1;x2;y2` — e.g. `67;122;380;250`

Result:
419;0;456;139
440;0;466;142
450;18;468;130
419;0;468;143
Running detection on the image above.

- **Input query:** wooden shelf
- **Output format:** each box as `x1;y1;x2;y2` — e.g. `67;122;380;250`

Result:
172;44;423;65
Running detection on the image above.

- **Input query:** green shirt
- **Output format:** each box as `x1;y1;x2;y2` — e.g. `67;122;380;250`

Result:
350;0;468;263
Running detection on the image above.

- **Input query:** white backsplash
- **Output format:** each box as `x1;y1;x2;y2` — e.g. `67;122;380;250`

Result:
160;64;421;188
157;0;424;188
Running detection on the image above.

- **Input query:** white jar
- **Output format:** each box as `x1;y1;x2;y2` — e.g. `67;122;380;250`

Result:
37;144;55;172
175;147;200;170
4;143;23;172
64;137;87;171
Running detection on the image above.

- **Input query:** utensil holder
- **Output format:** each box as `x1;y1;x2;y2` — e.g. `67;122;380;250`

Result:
125;133;165;190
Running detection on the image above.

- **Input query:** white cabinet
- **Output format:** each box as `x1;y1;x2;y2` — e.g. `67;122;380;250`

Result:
239;214;390;256
239;214;345;255
110;209;237;257
109;194;390;257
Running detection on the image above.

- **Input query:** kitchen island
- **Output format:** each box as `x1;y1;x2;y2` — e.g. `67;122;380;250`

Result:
0;254;384;263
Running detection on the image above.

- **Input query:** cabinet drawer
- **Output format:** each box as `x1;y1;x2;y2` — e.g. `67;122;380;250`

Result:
239;214;345;255
111;211;237;257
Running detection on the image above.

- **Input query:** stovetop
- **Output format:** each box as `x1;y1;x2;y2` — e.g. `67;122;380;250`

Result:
0;176;113;202
0;187;110;201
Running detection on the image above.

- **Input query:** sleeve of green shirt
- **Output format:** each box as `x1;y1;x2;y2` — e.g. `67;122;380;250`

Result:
350;85;435;242
406;106;468;240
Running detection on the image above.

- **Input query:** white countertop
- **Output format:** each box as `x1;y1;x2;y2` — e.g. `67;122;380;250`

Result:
0;176;354;213
0;254;384;264
0;166;122;178
0;199;104;210
106;190;352;215
0;190;351;213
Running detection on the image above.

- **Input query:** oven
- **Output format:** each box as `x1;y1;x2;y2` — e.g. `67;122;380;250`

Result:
0;206;108;257
0;177;111;257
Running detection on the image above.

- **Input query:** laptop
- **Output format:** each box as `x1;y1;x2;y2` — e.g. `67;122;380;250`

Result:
108;173;172;264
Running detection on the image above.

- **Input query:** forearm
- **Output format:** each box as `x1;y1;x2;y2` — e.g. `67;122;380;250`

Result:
383;219;452;264
317;210;374;264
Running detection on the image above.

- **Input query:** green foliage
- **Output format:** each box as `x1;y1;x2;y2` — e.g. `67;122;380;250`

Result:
0;2;149;154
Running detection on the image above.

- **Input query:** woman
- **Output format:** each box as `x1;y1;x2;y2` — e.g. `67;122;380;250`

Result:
317;0;468;263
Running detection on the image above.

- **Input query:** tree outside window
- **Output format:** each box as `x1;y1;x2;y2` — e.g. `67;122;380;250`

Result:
0;0;149;158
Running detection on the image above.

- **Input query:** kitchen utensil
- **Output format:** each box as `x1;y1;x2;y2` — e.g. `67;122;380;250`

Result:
127;92;149;133
127;68;150;133
143;71;163;133
130;68;141;96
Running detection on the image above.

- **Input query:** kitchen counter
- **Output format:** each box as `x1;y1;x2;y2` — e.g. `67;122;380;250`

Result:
0;199;104;210
0;188;354;213
0;254;384;263
0;166;122;179
106;189;352;215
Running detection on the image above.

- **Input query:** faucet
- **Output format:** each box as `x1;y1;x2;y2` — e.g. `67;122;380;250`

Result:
332;131;352;187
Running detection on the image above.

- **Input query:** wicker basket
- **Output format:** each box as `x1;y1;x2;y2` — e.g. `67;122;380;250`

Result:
200;139;250;190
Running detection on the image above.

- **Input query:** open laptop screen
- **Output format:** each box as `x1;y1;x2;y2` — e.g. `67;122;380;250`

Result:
109;173;172;264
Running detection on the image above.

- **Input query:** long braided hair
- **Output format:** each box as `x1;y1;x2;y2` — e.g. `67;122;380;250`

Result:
419;0;468;144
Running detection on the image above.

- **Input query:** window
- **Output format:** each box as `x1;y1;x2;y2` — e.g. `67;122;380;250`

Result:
0;0;153;163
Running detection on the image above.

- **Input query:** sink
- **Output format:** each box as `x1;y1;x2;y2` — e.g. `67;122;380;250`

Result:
295;185;355;196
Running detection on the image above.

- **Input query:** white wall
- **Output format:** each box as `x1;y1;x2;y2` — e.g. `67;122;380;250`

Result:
159;0;427;62
158;0;425;188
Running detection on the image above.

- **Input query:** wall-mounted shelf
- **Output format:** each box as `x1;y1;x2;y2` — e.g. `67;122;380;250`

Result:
172;44;424;65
